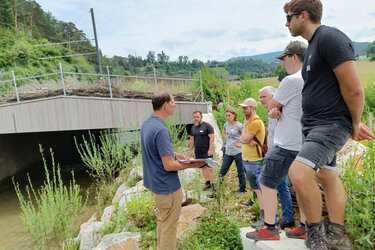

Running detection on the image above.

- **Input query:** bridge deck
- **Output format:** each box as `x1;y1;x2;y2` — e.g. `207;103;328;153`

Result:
0;96;211;134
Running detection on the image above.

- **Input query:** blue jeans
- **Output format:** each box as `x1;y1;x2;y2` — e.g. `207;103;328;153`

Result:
243;159;263;190
277;177;294;223
219;153;246;192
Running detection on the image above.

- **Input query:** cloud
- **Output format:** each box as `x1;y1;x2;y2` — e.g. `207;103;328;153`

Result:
184;29;227;38
160;40;196;50
237;29;287;42
369;12;375;17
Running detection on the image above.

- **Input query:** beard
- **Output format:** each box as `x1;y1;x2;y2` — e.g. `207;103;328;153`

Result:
194;121;201;126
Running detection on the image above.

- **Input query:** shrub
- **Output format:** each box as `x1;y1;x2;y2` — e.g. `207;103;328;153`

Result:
342;141;375;249
12;146;87;249
75;130;135;185
125;191;157;229
179;210;243;250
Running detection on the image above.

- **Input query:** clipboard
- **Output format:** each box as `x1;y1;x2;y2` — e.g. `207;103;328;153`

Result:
178;158;207;163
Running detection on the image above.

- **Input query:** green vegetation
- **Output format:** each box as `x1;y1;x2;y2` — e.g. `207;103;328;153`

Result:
179;210;243;250
124;191;157;229
342;141;375;249
75;130;139;212
12;146;87;249
359;41;375;60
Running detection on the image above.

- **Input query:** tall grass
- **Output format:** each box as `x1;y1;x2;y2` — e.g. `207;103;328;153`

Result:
75;129;139;212
12;146;87;249
75;130;136;185
342;141;375;249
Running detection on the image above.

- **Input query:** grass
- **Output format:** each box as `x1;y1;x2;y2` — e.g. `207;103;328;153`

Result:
342;141;375;249
12;146;87;249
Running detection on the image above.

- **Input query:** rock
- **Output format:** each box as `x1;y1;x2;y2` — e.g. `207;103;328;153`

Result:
101;205;116;223
129;165;143;180
203;113;223;159
92;232;141;250
79;212;97;234
337;139;367;175
112;180;146;204
176;203;206;238
112;183;129;204
179;168;199;186
79;221;104;250
131;158;142;167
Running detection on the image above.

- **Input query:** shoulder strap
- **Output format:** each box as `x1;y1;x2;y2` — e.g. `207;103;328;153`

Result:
251;117;264;157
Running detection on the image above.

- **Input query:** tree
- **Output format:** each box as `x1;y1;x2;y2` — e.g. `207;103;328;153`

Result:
146;51;155;64
157;51;169;74
274;63;288;81
0;0;13;28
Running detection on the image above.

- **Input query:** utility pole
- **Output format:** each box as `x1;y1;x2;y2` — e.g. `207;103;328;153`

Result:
90;8;103;76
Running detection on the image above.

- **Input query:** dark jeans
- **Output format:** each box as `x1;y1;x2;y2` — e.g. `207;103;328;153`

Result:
219;153;246;192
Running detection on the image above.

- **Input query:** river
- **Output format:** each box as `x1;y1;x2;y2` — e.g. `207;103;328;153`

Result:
0;164;95;249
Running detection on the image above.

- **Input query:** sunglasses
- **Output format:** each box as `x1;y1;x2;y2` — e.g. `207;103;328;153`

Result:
286;12;301;23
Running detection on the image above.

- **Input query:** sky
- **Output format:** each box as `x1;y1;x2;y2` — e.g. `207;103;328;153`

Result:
35;0;375;62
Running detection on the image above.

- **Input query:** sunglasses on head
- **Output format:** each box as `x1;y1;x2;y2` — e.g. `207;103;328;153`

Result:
286;12;301;23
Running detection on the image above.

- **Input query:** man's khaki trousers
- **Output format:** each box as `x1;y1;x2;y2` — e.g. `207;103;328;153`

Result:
152;188;182;250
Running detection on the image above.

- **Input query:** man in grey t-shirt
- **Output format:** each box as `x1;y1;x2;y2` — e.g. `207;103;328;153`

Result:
256;86;295;230
247;41;306;241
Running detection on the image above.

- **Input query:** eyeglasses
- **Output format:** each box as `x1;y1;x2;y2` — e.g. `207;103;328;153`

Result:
286;12;301;23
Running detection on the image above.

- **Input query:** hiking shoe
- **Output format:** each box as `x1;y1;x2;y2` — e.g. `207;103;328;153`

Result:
306;222;329;250
241;198;254;206
202;183;212;191
246;226;280;240
279;219;295;230
326;219;352;250
251;218;264;229
286;225;307;239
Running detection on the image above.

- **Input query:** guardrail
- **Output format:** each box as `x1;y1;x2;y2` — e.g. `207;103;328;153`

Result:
0;63;205;104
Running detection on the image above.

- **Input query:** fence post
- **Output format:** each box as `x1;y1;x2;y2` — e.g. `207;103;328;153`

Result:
59;63;66;96
199;70;204;102
107;65;113;98
153;68;158;91
12;70;20;102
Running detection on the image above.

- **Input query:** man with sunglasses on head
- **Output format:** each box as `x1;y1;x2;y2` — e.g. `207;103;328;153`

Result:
283;0;375;250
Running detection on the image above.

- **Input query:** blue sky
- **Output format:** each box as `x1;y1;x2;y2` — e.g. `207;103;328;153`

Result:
36;0;375;61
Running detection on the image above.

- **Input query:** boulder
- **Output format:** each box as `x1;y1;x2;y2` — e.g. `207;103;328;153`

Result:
79;212;97;234
79;221;105;250
112;180;145;204
203;113;223;159
337;139;367;175
101;205;116;223
176;203;206;238
92;232;141;250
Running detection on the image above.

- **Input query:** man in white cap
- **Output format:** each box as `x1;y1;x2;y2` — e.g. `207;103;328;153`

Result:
239;97;266;226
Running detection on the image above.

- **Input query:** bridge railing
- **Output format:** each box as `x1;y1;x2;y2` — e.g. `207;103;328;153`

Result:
0;63;205;104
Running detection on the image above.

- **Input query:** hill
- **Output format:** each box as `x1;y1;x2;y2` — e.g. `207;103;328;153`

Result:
228;41;371;63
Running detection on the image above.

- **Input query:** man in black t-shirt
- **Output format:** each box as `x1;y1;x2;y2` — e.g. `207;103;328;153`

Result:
189;111;215;191
282;1;374;250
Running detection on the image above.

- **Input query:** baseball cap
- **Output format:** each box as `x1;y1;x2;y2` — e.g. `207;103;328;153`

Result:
239;98;257;107
276;40;307;60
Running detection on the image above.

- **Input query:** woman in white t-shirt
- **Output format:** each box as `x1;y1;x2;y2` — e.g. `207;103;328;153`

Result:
219;107;246;194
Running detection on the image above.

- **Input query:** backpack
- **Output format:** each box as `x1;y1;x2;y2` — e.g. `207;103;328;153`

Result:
252;118;268;158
